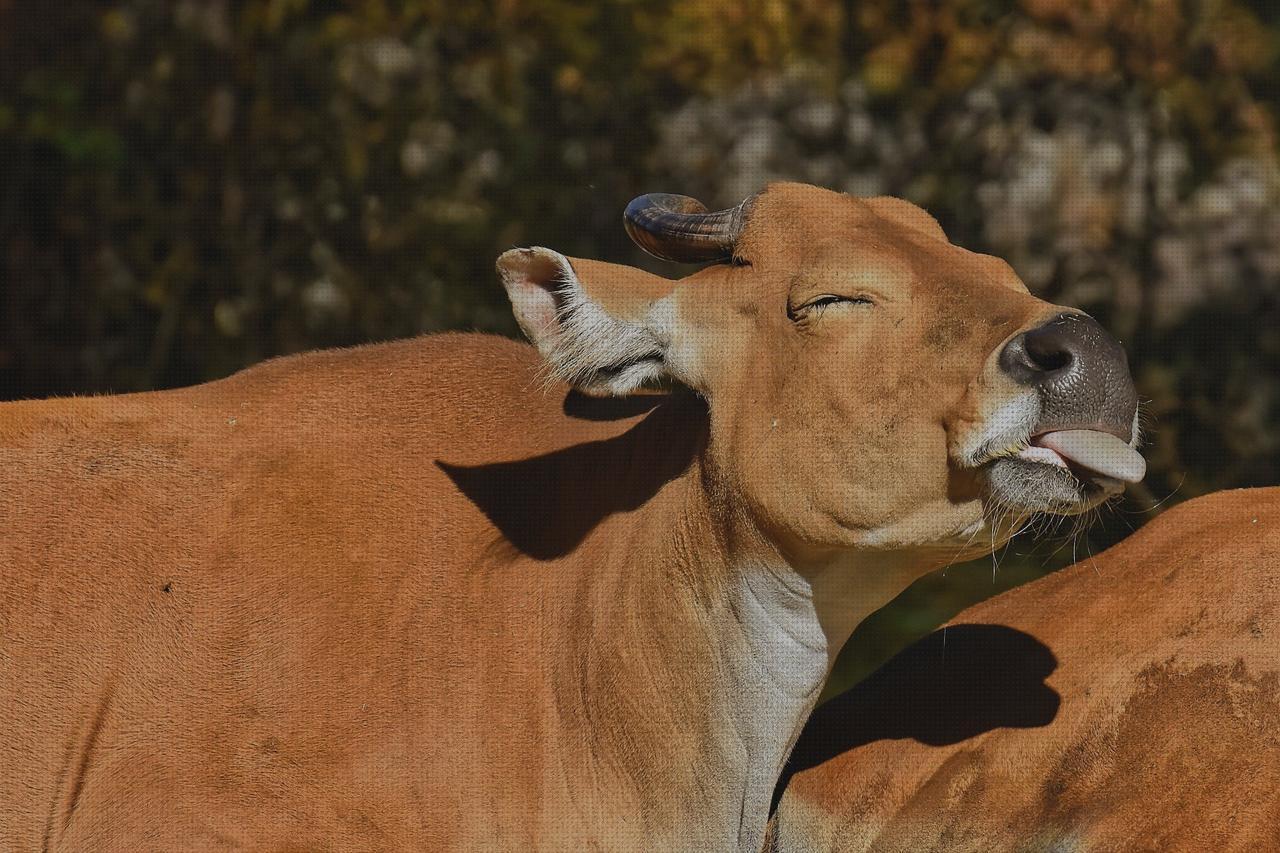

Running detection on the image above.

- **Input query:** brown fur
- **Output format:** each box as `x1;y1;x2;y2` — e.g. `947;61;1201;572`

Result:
1;183;1120;851
773;488;1280;852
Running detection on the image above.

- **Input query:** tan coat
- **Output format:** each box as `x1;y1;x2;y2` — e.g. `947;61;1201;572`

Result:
1;183;1140;851
774;487;1280;852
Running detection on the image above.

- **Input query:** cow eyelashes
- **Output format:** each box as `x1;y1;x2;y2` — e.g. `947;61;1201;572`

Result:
789;294;875;321
810;295;873;309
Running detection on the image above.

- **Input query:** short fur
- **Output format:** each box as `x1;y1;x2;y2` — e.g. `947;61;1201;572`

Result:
1;183;1131;851
773;488;1280;852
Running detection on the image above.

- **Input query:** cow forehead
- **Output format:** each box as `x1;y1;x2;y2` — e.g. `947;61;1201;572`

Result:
735;182;946;244
735;183;1022;292
787;244;914;292
734;183;875;260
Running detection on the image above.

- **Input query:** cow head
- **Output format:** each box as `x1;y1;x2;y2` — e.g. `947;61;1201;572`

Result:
497;182;1142;561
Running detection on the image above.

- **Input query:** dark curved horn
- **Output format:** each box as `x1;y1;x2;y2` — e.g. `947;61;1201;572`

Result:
623;192;751;263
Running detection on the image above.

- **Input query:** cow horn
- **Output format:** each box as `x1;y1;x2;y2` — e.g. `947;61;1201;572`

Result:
623;192;751;263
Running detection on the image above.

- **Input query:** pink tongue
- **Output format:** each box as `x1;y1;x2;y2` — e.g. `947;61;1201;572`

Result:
1036;430;1146;484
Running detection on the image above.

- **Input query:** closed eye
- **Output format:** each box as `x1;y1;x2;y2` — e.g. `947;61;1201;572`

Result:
809;294;873;309
789;293;875;321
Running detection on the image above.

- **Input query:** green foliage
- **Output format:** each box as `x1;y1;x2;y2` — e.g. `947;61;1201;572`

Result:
0;0;684;394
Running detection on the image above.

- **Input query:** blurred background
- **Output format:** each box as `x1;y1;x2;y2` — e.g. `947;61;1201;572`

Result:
3;0;1278;695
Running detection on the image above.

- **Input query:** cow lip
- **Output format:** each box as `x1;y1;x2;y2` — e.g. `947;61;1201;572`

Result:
1029;421;1132;442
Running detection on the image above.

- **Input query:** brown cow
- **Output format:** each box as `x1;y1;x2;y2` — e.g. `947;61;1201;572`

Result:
0;182;1143;851
772;487;1280;852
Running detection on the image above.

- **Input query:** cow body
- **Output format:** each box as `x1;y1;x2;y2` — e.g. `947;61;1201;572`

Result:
0;183;1148;851
1;334;744;850
773;488;1280;852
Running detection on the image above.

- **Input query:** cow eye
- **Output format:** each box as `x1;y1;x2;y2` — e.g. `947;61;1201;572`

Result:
790;294;875;321
811;295;872;309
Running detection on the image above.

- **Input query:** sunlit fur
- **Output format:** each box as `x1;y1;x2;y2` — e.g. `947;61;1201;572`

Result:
771;488;1280;853
0;183;1135;851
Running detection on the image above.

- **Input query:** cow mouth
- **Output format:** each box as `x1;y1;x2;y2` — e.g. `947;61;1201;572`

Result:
980;427;1145;514
1016;429;1146;486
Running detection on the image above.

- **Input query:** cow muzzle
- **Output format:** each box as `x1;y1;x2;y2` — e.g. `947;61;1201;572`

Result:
970;311;1144;513
996;312;1144;488
999;312;1138;438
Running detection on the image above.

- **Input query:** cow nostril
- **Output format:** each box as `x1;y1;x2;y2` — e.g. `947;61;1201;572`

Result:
1023;334;1073;373
999;313;1096;384
997;311;1139;434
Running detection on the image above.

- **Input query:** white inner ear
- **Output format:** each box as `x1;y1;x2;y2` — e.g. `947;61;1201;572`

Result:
499;248;565;340
497;247;672;397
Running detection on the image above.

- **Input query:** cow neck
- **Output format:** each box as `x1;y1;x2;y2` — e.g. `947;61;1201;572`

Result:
713;504;936;851
577;453;934;852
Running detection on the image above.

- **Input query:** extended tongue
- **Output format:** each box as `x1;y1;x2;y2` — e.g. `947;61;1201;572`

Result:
1036;430;1146;484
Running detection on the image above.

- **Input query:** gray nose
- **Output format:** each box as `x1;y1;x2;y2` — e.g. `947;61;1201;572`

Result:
999;312;1138;440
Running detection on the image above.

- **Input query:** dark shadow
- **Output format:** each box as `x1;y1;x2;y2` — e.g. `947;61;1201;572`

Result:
561;389;667;421
774;624;1059;810
437;391;706;560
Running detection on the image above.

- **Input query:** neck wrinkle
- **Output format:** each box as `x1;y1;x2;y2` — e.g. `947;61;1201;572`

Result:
553;445;937;851
670;461;836;852
563;450;832;850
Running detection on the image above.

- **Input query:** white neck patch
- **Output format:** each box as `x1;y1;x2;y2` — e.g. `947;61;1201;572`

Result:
721;547;933;852
723;560;830;853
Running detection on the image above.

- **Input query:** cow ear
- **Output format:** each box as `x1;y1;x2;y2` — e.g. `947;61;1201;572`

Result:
497;247;684;396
